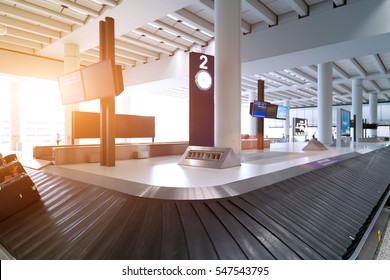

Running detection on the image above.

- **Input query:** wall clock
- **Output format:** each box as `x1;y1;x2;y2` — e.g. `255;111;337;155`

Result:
195;69;212;91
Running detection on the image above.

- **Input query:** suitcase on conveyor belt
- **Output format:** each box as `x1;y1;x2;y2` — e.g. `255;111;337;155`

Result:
0;165;41;221
0;161;26;184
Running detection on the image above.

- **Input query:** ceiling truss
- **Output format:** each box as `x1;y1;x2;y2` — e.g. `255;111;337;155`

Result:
0;0;389;108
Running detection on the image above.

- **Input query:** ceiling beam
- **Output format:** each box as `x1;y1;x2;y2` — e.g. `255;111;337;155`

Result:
286;0;309;17
296;87;317;97
6;0;85;26
0;35;42;50
120;35;173;56
241;19;251;34
0;16;61;39
370;54;387;74
331;70;390;86
115;39;160;59
82;49;136;67
369;80;382;93
154;20;207;46
241;83;256;92
278;89;302;99
114;48;147;63
173;8;214;35
278;70;308;85
288;68;317;83
349;58;367;77
332;87;348;96
338;84;351;93
382;93;390;101
137;28;190;51
307;65;318;74
114;56;136;67
0;3;71;32
244;0;277;26
99;0;118;8
267;72;295;86
266;90;292;100
56;0;100;17
333;0;346;7
241;76;258;88
0;41;34;54
198;0;214;13
256;74;285;87
332;62;350;79
5;26;51;45
80;52;99;63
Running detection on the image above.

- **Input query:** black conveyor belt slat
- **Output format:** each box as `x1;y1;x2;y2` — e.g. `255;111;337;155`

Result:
242;192;340;259
208;200;275;260
284;176;363;231
81;198;140;260
161;202;189;259
1;146;390;259
258;187;351;243
272;181;358;238
105;198;153;259
252;188;347;255
297;173;369;222
176;202;218;259
131;199;164;259
191;201;246;259
320;166;382;202
59;195;128;260
232;195;325;259
219;199;299;260
315;170;376;211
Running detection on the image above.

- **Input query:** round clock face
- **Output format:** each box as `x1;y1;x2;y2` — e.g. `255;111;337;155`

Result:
195;70;212;91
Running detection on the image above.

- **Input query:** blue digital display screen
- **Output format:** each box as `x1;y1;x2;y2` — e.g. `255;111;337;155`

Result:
250;102;267;118
341;109;351;136
276;105;288;120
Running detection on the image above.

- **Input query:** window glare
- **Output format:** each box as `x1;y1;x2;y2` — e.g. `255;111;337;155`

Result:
0;75;65;156
0;74;190;154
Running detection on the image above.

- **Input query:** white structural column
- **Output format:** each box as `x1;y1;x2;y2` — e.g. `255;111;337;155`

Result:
284;100;290;141
63;44;80;144
214;0;241;154
369;93;378;137
317;62;333;144
10;83;21;151
249;91;257;136
352;79;363;141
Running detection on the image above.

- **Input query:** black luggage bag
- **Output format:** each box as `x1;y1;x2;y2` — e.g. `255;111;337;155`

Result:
0;161;41;221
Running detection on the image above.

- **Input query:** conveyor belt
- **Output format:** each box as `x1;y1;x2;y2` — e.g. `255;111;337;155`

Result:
0;146;389;259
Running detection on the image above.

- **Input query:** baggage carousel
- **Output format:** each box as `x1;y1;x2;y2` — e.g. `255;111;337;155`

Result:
0;145;389;259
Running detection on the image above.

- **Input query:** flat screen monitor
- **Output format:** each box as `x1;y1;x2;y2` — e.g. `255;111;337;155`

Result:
250;102;267;118
114;64;124;95
58;59;123;105
82;59;117;100
276;105;288;120
58;70;85;105
340;109;351;136
265;103;277;119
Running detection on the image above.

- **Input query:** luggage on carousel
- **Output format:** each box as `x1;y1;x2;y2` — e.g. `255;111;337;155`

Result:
0;161;26;184
4;153;18;164
0;155;41;221
0;173;40;221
